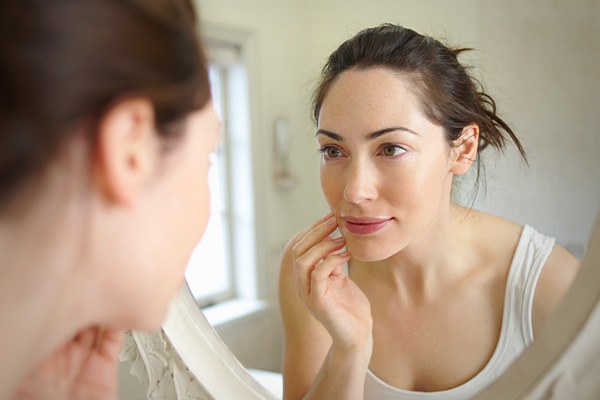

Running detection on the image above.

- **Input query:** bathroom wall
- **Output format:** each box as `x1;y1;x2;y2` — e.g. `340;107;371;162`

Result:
474;0;600;258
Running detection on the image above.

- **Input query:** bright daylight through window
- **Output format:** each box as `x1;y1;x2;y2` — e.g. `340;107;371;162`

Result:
184;40;256;308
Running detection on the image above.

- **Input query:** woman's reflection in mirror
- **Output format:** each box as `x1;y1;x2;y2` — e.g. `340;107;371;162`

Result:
279;24;579;400
0;0;219;398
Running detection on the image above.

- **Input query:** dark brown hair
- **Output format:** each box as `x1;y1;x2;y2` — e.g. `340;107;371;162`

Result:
0;0;211;206
313;24;527;191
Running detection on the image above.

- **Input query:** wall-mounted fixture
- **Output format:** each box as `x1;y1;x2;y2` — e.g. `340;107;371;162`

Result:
273;117;298;190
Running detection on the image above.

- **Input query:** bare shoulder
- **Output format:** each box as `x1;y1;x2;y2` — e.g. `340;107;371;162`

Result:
278;229;311;322
532;242;580;334
278;228;310;309
278;229;332;399
454;207;580;334
453;206;523;256
279;229;304;284
278;229;330;343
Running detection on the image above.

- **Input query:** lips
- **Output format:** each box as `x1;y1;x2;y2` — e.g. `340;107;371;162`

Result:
342;216;392;235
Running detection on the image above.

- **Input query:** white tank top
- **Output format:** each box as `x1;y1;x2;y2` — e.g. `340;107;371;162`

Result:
363;225;555;400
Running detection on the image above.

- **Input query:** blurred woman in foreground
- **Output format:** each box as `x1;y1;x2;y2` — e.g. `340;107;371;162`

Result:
0;1;219;398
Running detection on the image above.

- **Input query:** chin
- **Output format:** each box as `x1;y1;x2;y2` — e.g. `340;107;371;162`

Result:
347;241;397;262
118;293;173;331
132;308;169;331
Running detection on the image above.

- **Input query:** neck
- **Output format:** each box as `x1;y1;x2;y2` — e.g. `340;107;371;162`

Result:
0;178;94;397
356;204;476;303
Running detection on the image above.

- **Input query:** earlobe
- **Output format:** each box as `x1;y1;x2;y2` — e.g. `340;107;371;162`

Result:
450;124;479;176
94;98;157;206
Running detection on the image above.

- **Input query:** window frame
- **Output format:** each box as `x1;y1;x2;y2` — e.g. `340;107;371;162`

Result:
185;22;266;310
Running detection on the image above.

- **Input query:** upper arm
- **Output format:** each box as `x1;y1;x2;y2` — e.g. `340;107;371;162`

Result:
532;243;580;335
279;233;332;400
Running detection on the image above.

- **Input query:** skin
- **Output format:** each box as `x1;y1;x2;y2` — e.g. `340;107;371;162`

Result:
0;99;221;399
279;67;580;399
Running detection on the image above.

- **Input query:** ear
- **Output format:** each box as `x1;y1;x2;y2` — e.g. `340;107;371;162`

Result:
94;98;157;206
449;124;479;176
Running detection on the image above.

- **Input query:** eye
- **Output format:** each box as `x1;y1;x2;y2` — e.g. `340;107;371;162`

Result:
319;145;344;159
380;144;406;157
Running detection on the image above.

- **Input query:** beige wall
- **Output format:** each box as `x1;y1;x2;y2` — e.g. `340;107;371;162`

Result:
475;0;600;256
120;1;600;387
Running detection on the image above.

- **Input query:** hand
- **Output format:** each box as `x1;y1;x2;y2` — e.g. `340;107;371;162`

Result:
293;214;373;353
12;327;124;400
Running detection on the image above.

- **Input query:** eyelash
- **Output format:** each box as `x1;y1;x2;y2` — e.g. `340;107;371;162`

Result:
318;144;407;159
318;145;343;158
379;144;407;157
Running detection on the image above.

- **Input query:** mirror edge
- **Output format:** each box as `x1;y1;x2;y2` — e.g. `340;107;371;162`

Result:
162;282;277;399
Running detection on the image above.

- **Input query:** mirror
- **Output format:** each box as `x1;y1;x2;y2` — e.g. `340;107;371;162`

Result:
120;0;599;398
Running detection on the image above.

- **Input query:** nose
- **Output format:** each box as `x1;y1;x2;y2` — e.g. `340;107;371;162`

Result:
343;157;378;204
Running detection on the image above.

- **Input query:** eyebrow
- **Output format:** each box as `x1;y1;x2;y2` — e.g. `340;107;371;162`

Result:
316;126;420;141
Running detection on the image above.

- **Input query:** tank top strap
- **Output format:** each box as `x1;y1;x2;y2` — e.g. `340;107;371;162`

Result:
505;224;556;347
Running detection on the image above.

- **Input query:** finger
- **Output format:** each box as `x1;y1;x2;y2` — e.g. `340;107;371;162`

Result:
293;214;338;257
297;236;346;275
309;250;351;296
93;326;106;350
292;213;333;246
74;327;97;349
310;249;349;283
330;255;348;276
291;213;339;299
297;212;333;239
96;329;124;360
295;237;346;295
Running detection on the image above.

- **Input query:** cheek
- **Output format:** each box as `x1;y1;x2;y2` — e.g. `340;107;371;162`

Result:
163;147;211;270
387;159;452;219
187;159;211;243
194;172;211;239
414;157;452;198
320;167;343;207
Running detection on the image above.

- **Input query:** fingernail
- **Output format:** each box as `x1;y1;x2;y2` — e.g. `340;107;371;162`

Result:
337;249;350;257
333;236;345;242
326;215;337;225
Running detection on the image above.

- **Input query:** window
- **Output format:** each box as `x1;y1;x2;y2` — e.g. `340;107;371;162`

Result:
185;39;257;308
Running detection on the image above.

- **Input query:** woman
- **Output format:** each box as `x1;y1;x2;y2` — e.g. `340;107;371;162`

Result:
279;24;579;399
0;1;219;398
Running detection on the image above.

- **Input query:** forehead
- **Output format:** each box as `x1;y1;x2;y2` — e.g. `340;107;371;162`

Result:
318;67;428;133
